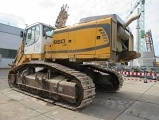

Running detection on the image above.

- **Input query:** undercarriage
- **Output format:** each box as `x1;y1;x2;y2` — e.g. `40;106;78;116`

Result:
8;61;123;110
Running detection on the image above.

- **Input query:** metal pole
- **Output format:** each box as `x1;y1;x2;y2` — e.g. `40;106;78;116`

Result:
136;8;140;53
136;8;141;66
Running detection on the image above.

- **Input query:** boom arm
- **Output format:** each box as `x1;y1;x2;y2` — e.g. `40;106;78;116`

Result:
55;4;69;29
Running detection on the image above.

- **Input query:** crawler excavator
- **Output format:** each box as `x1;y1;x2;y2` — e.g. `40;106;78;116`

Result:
8;14;141;110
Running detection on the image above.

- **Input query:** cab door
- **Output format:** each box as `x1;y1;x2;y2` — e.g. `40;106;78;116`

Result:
24;24;40;54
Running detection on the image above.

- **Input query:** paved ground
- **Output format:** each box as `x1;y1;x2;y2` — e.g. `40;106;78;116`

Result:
0;69;159;120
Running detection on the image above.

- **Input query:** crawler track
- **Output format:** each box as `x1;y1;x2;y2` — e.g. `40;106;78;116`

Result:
8;62;123;110
8;62;95;110
83;64;123;92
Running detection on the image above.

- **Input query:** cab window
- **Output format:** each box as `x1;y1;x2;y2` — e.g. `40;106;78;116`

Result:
43;26;54;38
26;24;40;46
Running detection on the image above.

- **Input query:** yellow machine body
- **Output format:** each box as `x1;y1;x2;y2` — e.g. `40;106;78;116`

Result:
45;18;111;62
14;14;140;66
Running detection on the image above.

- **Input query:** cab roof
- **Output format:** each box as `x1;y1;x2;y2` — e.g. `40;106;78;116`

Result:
25;22;55;29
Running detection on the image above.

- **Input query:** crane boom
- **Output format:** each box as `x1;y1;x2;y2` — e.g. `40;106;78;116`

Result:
125;0;140;20
55;4;69;29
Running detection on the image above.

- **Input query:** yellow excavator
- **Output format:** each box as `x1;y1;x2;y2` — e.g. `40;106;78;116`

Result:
8;13;140;110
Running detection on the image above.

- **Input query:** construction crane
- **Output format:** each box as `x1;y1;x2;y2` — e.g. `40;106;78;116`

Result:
126;0;145;53
55;4;69;29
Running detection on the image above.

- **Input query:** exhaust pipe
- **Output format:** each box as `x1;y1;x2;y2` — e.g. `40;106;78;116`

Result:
123;14;141;28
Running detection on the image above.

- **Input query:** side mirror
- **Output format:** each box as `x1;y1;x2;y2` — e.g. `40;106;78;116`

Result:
20;31;23;38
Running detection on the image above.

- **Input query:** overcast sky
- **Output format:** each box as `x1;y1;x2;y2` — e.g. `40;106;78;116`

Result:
0;0;158;55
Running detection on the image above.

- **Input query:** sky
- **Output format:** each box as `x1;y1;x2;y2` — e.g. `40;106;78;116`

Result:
0;0;159;56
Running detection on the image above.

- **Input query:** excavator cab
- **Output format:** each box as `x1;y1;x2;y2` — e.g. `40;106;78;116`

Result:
10;23;55;67
20;23;55;54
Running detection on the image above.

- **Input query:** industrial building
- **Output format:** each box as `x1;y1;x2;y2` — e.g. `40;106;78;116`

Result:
0;23;23;68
